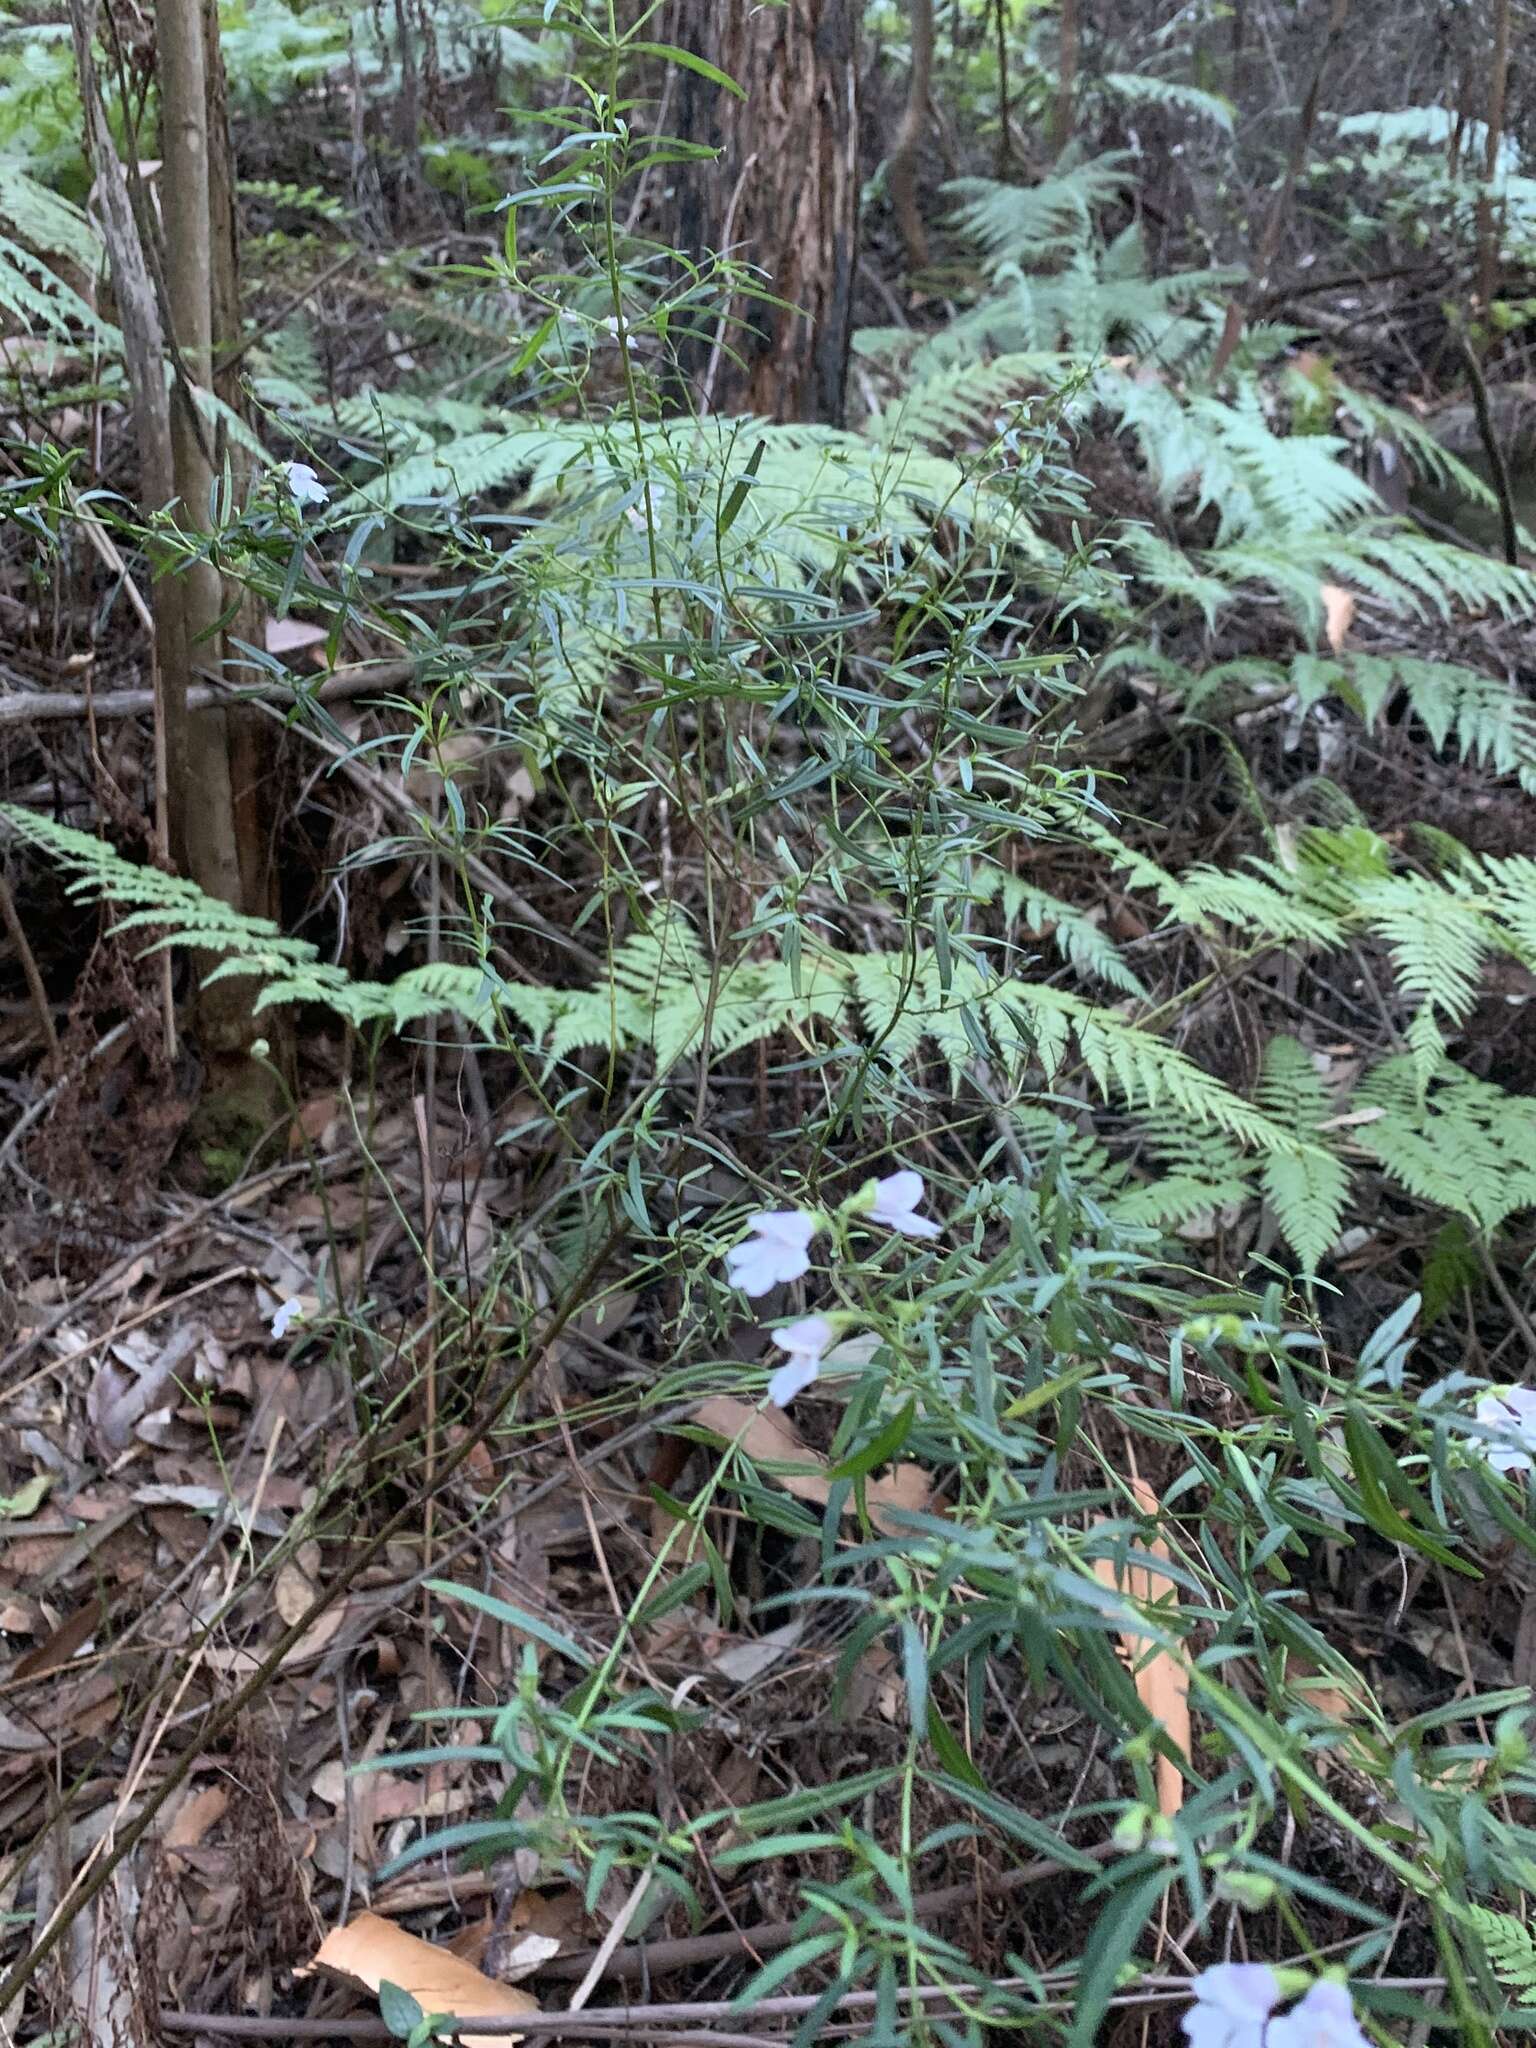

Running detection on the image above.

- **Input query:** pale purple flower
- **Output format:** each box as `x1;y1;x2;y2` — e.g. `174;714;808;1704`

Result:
271;1297;304;1340
866;1170;940;1239
724;1210;817;1296
283;462;329;507
767;1316;834;1407
1266;1982;1370;2048
1475;1386;1536;1474
1181;1965;1282;2048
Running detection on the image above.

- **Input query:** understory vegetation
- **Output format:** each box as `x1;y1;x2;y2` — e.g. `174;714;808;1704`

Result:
3;1;1536;2044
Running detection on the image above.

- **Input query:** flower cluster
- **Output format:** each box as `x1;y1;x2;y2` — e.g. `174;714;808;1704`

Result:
722;1170;940;1408
1183;1967;1370;2048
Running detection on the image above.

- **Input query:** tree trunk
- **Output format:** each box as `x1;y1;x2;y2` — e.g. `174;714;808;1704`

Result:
1251;0;1349;293
204;0;278;935
888;0;934;270
672;0;859;427
157;0;269;1070
1052;0;1078;155
1477;0;1513;311
69;0;187;883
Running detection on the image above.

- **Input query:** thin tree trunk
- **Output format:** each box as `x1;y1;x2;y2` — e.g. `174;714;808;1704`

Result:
993;0;1012;177
1477;0;1513;310
69;0;188;880
1251;0;1349;292
1052;0;1078;155
204;0;278;937
888;0;934;269
673;0;859;426
157;0;263;1062
393;0;422;177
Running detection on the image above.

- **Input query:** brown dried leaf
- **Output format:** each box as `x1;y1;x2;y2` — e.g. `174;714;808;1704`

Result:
275;1561;317;1626
1091;1476;1190;1817
10;1597;103;1683
264;618;329;661
691;1397;931;1536
304;1913;537;2046
1320;582;1355;653
164;1784;230;1852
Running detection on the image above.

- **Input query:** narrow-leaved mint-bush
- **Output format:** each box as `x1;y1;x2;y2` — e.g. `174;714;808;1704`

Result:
1181;1964;1281;2048
724;1210;818;1296
861;1168;942;1239
1473;1386;1536;1474
767;1315;836;1408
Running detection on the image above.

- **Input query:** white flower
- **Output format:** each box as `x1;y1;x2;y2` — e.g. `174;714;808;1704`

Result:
1475;1386;1536;1474
271;1297;305;1340
1181;1964;1281;2048
866;1169;940;1239
1266;1982;1370;2048
724;1210;817;1296
283;462;329;507
767;1316;835;1407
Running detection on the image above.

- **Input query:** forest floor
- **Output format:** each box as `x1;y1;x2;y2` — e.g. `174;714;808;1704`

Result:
6;30;1536;2048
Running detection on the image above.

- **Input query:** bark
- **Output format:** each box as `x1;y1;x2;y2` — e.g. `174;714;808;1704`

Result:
1251;0;1349;292
1051;0;1078;155
68;0;188;875
888;0;934;269
992;0;1012;177
157;0;265;1059
204;1;277;931
1477;0;1513;311
672;0;859;426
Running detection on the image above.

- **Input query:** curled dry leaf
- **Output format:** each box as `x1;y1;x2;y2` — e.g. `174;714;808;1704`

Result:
691;1395;932;1536
304;1913;538;2047
1091;1476;1191;1817
163;1783;230;1853
1320;582;1355;653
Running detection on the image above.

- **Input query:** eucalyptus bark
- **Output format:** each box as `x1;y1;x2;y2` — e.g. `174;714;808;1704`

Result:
672;0;859;426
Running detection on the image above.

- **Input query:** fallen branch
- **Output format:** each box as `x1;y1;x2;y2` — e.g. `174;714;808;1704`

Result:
1456;331;1521;566
537;1846;1114;1984
156;1974;1446;2041
0;658;417;727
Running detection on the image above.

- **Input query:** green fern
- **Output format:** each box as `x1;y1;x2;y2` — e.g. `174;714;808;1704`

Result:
1255;1036;1350;1274
943;153;1140;270
1464;1904;1536;2007
1356;1059;1536;1235
1100;73;1235;133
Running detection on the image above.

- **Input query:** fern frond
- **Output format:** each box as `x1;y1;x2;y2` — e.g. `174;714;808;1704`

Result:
1465;1904;1536;2007
1255;1036;1351;1273
1355;1059;1536;1234
1100;72;1235;133
943;153;1139;270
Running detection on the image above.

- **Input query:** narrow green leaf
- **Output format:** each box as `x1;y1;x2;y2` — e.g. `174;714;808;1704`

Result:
627;41;746;96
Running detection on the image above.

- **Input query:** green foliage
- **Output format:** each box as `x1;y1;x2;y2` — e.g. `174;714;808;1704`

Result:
1255;1037;1350;1276
1465;1905;1536;2008
11;19;1536;2028
0;162;109;342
